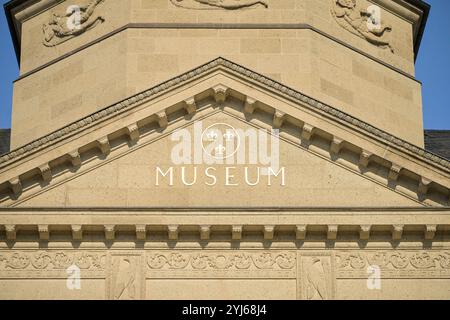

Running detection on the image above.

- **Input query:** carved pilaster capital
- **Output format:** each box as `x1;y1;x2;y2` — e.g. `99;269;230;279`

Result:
301;123;315;142
213;85;229;104
9;177;22;196
168;225;179;240
200;225;211;240
5;225;16;240
392;224;404;240
136;225;147;241
359;150;372;168
104;225;115;241
418;177;432;196
97;137;111;155
244;97;257;115
330;137;344;156
71;225;83;241
327;225;338;240
425;224;437;240
38;225;49;241
68;150;81;167
388;164;402;181
359;225;371;240
263;225;275;240
273;111;286;129
157;111;168;129
39;164;52;183
232;225;242;240
126;123;140;143
184;97;197;115
296;225;307;240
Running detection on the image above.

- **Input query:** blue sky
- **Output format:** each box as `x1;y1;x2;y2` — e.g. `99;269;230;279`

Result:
0;0;449;131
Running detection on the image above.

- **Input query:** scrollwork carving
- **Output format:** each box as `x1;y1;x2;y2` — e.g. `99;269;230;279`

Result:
337;251;450;271
0;251;106;270
147;251;295;270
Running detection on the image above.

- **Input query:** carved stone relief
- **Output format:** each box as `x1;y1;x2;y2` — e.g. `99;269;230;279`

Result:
0;251;105;270
107;253;145;300
336;251;450;278
298;253;335;300
170;0;268;10
42;0;105;47
0;251;106;279
147;251;296;278
330;0;394;52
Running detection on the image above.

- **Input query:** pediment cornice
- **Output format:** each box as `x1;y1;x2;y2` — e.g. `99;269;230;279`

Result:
1;58;448;171
0;57;449;206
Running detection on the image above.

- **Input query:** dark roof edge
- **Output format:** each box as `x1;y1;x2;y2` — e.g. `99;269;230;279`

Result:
3;0;431;66
3;0;27;64
405;0;431;61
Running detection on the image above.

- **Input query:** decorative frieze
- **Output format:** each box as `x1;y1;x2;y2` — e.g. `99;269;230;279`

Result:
0;251;106;271
336;251;450;278
147;251;296;271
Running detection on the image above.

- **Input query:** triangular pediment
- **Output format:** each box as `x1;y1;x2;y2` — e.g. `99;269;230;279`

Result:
16;111;423;208
0;58;449;207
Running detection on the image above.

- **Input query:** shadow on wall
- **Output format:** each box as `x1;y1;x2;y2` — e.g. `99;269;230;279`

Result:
0;129;11;156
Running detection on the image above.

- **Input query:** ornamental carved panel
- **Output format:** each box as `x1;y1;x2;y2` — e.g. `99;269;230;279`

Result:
297;252;336;300
107;252;146;300
336;251;450;278
146;251;296;278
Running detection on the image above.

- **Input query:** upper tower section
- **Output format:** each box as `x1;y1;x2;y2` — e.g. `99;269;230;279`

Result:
5;0;430;148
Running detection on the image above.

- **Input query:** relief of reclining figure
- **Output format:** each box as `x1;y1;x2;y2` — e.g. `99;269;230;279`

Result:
43;0;105;47
331;0;394;52
171;0;269;10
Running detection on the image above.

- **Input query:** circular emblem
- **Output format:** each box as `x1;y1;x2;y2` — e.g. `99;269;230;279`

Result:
201;123;240;160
